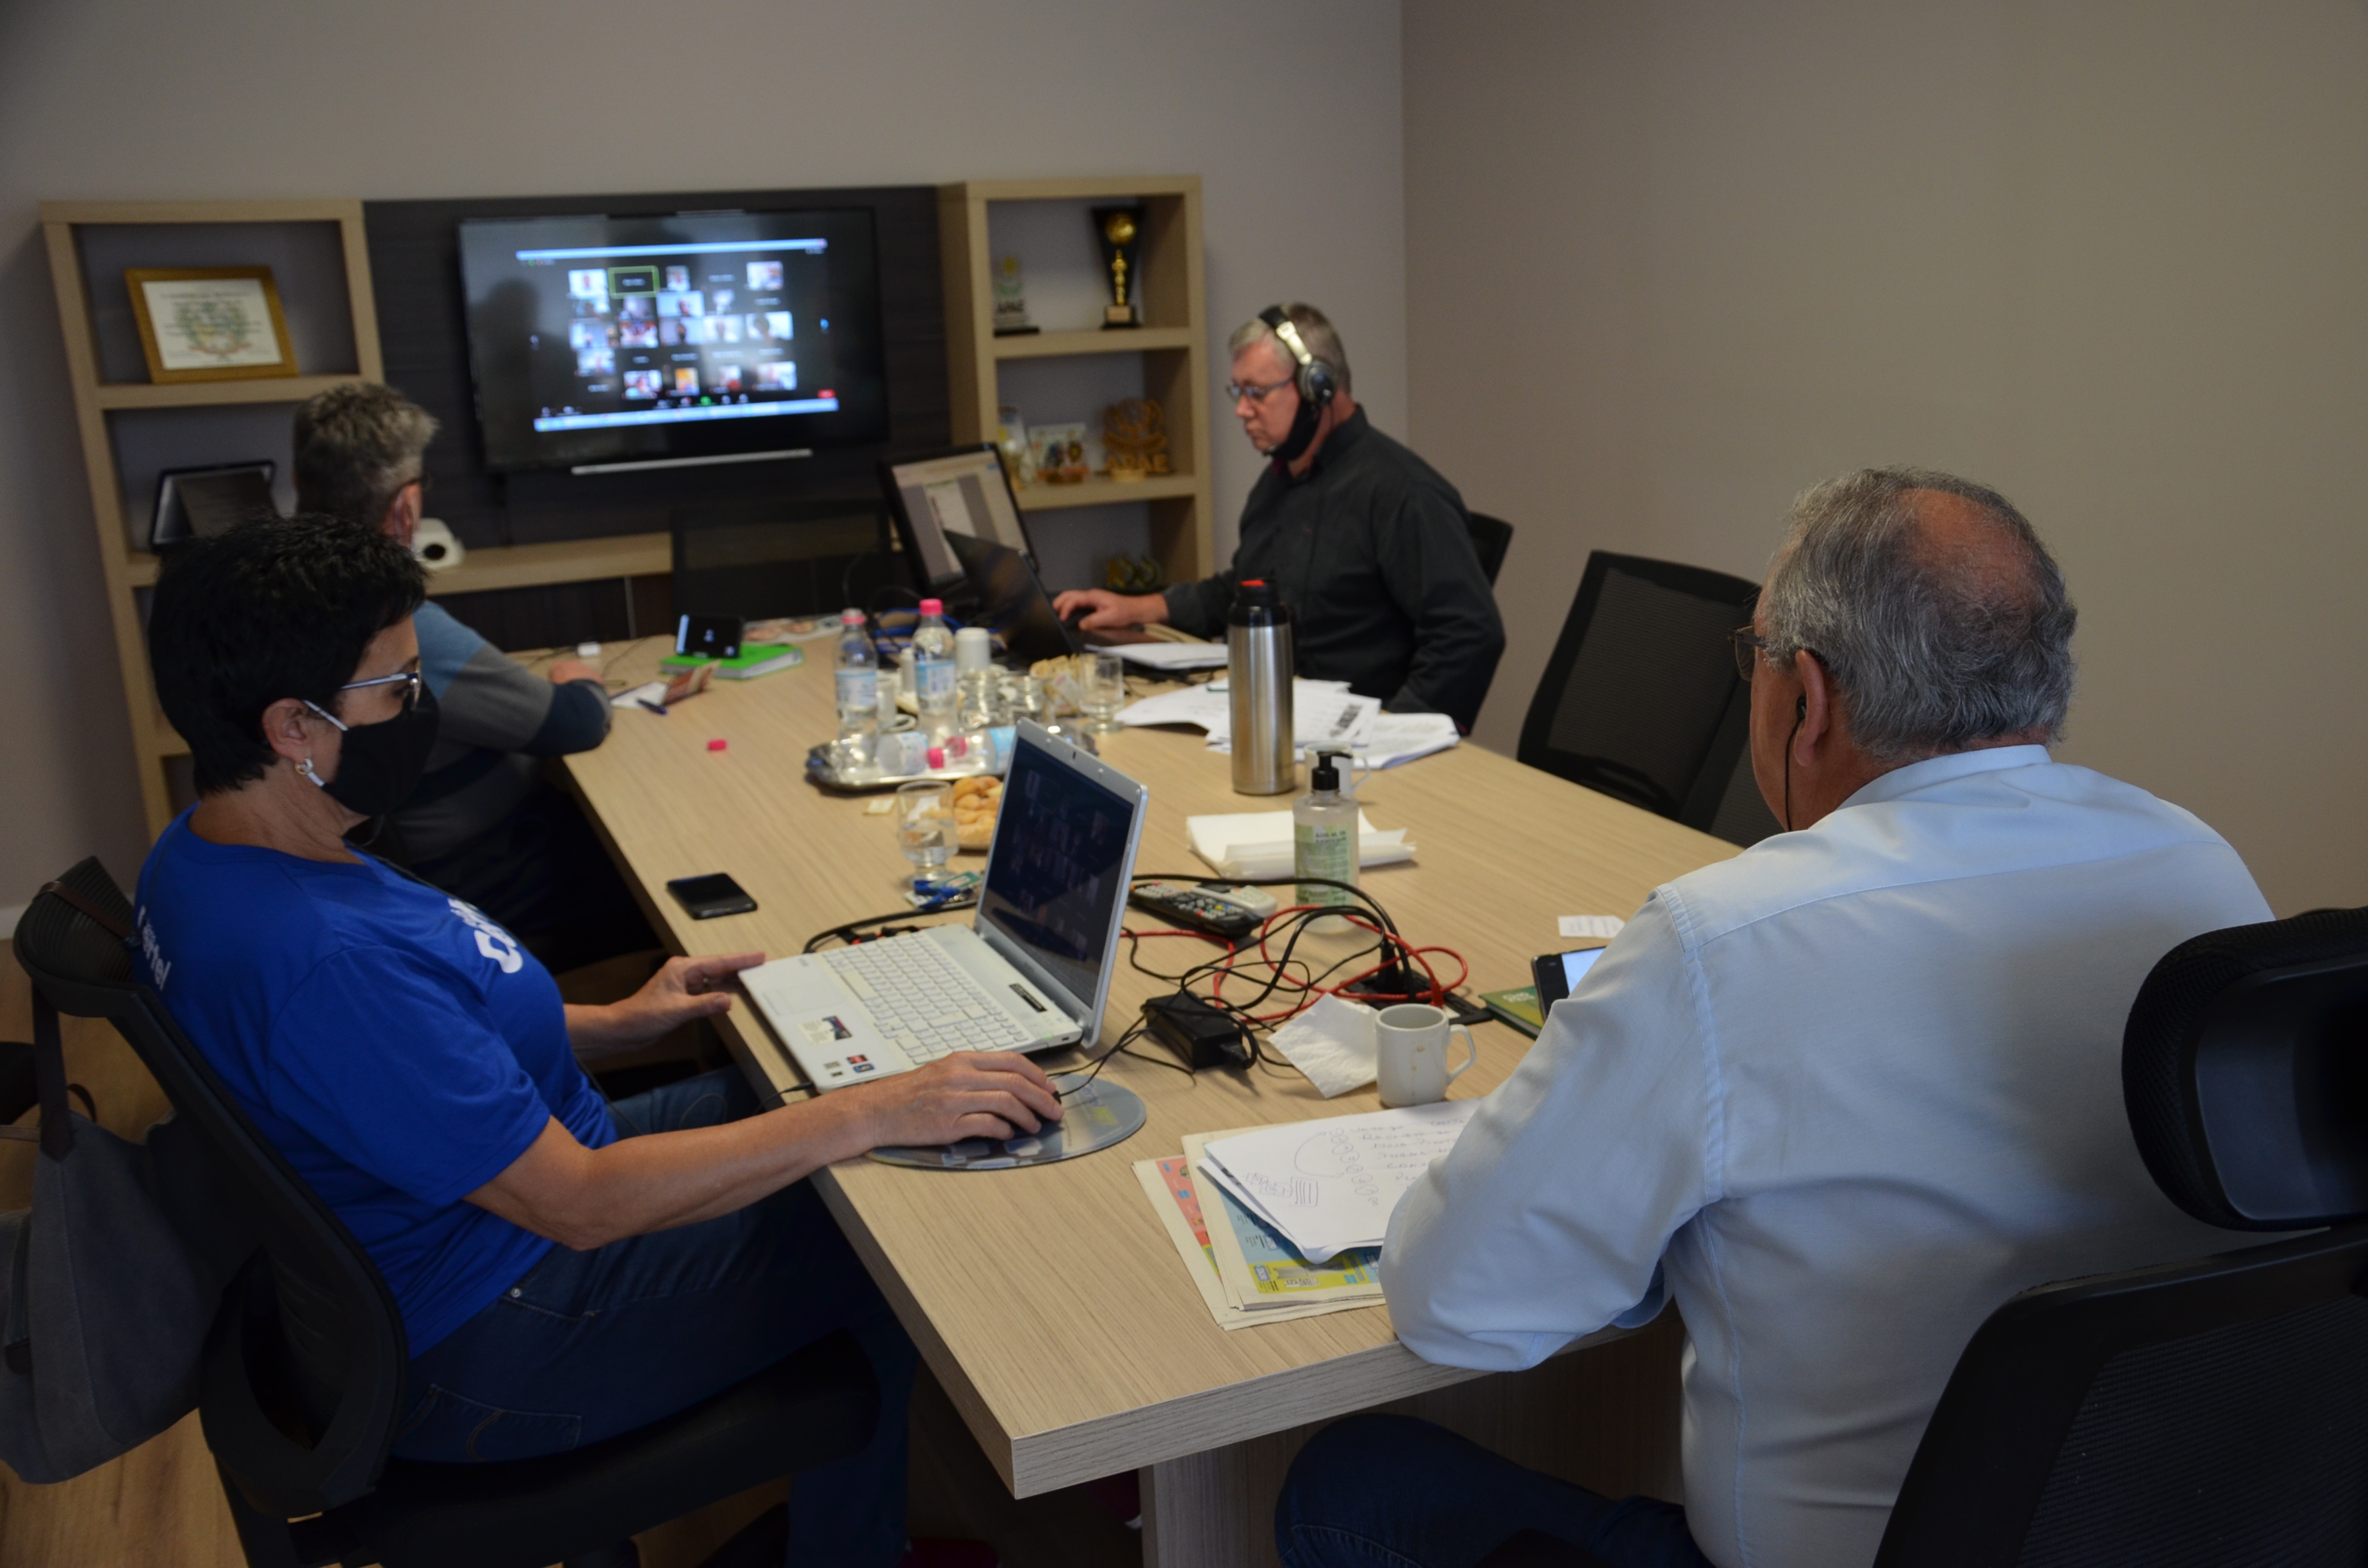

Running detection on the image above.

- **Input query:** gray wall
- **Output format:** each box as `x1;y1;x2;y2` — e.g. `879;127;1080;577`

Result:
0;0;1407;912
1406;0;2368;914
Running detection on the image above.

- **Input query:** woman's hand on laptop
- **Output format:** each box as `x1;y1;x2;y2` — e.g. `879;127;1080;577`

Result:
566;951;768;1061
857;1052;1065;1147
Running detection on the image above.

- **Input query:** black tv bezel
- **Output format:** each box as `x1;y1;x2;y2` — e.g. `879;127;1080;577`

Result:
456;205;890;475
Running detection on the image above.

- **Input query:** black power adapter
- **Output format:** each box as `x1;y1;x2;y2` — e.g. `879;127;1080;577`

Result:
1142;990;1252;1070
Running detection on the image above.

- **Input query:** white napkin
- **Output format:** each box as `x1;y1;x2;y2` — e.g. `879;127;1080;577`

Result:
1185;810;1416;881
1268;995;1379;1097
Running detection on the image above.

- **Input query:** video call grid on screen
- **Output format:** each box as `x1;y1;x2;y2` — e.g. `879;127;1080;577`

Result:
457;209;886;470
538;238;823;427
978;744;1136;1010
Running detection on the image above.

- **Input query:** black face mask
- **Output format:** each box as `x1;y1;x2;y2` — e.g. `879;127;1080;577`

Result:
304;683;440;818
1270;393;1324;467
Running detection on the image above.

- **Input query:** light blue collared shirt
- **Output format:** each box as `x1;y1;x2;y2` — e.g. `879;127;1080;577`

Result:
1383;747;2272;1568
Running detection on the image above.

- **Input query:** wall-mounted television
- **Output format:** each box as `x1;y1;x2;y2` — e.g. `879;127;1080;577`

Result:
457;207;889;473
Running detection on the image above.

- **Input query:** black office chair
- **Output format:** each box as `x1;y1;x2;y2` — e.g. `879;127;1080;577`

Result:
1467;512;1515;587
13;860;881;1568
1518;553;1761;821
1871;904;2368;1567
1674;680;1784;848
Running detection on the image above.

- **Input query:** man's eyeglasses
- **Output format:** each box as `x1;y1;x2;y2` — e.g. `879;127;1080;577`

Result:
337;670;423;714
1226;375;1297;404
1729;627;1773;681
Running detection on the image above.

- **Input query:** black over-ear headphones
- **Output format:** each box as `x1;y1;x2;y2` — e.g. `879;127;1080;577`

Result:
1260;306;1338;410
1258;305;1338;465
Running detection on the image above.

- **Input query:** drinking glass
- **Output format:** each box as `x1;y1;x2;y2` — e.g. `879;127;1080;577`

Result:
1004;674;1048;726
957;669;1001;731
1081;652;1127;734
894;781;953;873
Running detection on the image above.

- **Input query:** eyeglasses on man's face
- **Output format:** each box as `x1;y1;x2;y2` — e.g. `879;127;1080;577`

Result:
1729;627;1773;681
1227;375;1297;405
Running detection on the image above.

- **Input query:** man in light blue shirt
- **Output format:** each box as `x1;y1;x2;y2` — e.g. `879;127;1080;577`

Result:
1275;469;2271;1568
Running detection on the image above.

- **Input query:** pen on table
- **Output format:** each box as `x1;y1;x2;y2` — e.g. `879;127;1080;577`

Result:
638;699;669;716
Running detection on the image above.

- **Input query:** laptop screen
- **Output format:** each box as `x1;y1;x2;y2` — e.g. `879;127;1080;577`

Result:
978;739;1137;1012
881;445;1033;587
946;530;1076;665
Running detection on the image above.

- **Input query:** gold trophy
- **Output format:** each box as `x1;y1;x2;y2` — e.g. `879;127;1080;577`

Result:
1092;206;1142;329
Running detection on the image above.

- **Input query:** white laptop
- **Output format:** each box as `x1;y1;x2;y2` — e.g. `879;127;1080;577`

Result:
743;721;1147;1091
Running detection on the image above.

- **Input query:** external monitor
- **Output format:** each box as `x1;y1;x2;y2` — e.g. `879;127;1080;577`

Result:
945;529;1078;666
456;208;887;473
878;443;1036;592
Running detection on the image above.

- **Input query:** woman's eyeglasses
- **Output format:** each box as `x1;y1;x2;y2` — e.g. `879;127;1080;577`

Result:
337;670;423;713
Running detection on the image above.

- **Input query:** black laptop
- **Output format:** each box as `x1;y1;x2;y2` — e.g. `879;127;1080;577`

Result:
944;529;1077;666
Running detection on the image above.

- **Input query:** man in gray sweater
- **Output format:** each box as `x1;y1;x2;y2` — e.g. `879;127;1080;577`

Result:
293;384;651;972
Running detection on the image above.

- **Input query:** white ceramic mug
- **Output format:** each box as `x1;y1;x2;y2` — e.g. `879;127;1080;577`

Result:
1374;1003;1476;1107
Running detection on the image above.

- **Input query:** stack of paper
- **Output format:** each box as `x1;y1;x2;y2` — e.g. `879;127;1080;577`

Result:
1134;1146;1383;1327
1205;680;1380;755
1194;1102;1480;1263
1360;712;1461;768
1186;810;1416;881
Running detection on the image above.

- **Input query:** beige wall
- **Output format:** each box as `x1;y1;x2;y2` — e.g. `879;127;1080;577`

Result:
0;0;1406;915
1406;0;2368;914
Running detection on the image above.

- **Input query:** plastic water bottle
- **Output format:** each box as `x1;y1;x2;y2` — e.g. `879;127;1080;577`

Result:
833;608;878;772
912;598;957;741
1294;749;1360;934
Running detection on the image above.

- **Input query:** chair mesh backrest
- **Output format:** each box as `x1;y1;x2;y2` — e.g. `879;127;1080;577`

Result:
2123;906;2368;1229
1677;680;1785;848
14;860;406;1507
1518;553;1759;819
2014;1291;2368;1567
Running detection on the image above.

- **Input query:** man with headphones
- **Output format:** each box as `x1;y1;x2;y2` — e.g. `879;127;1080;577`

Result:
1051;303;1505;731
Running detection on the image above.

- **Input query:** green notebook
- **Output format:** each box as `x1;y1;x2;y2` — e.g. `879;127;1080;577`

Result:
1479;984;1544;1038
659;644;805;680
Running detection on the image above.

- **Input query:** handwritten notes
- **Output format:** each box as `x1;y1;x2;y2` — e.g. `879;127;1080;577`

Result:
1196;1100;1480;1262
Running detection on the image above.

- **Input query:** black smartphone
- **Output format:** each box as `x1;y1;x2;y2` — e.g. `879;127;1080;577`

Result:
666;873;757;920
1529;946;1609;1009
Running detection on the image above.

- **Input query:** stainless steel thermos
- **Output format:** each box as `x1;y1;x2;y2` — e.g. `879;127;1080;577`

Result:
1228;579;1296;795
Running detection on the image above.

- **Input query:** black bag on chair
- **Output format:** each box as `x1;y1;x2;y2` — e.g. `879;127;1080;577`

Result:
0;882;252;1483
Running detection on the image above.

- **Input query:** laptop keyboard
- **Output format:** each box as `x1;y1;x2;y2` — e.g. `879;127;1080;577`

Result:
820;936;1048;1062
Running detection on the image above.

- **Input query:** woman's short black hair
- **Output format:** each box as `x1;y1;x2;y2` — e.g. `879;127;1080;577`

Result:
150;514;427;796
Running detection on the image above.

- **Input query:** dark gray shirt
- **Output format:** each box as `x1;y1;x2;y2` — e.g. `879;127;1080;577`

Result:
397;602;611;860
1162;409;1506;731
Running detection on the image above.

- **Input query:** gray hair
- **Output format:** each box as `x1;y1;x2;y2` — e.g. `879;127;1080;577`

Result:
1228;302;1352;395
292;382;439;530
1759;466;2076;762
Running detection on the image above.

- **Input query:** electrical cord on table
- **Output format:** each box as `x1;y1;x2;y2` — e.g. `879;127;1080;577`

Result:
1118;874;1468;1077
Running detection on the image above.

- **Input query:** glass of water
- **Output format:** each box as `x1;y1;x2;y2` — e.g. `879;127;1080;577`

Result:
1081;652;1127;734
894;780;953;874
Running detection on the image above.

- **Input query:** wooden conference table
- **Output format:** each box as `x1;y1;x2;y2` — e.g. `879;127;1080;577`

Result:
556;644;1736;1567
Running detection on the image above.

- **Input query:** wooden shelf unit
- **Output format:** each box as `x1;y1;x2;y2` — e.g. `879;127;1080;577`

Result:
937;176;1213;586
44;200;681;838
44;200;388;835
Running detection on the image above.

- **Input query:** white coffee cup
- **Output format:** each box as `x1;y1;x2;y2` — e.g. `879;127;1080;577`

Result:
1374;1003;1476;1107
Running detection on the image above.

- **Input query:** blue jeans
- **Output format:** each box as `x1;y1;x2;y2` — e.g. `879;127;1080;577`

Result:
1276;1414;1711;1568
391;1070;917;1568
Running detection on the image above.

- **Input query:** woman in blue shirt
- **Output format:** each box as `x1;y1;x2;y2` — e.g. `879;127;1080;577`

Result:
139;515;1060;1566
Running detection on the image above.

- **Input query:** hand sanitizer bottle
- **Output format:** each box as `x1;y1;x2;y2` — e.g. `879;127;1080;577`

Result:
1294;749;1360;934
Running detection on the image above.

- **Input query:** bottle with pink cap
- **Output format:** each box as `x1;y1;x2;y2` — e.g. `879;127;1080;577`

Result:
910;598;957;741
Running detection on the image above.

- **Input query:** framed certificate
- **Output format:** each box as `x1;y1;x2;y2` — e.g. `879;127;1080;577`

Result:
124;266;297;382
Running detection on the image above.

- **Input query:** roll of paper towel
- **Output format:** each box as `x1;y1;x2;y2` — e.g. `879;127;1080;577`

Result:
413;517;466;572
